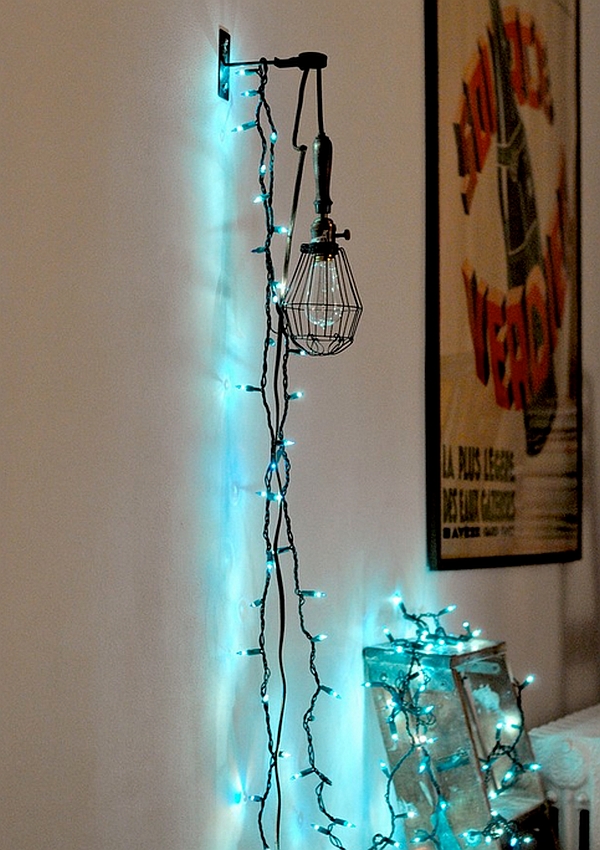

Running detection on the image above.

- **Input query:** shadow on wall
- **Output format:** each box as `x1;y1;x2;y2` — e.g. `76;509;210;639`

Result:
558;373;600;716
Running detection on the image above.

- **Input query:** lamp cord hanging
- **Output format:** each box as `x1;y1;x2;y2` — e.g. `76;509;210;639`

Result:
280;63;362;356
280;67;309;302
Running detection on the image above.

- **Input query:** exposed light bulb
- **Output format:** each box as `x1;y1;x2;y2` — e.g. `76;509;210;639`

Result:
305;253;344;329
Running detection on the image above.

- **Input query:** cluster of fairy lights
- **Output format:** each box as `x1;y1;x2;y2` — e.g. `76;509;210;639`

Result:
232;60;354;850
365;598;541;850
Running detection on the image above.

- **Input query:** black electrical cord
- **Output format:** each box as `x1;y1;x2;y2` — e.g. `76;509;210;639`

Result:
243;59;351;850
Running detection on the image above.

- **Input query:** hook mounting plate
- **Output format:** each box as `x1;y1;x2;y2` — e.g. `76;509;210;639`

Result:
218;28;231;100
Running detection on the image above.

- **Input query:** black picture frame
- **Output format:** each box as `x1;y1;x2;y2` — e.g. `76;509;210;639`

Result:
425;0;582;569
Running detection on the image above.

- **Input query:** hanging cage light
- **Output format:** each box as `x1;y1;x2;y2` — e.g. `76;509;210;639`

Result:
218;34;362;356
282;133;363;356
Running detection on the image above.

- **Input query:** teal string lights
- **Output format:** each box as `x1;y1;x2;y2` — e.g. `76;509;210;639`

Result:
364;597;554;850
225;41;356;850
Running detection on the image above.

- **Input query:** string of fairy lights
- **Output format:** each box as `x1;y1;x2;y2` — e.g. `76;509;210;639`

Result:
228;55;545;850
233;59;353;850
365;599;540;850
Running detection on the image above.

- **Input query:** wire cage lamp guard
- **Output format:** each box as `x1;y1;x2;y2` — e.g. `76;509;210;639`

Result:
219;31;363;357
285;229;362;356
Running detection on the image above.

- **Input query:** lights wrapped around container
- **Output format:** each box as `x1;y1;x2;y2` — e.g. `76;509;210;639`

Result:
363;637;558;849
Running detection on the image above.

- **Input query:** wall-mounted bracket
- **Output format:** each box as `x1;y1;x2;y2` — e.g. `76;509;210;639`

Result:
218;27;328;101
218;27;231;100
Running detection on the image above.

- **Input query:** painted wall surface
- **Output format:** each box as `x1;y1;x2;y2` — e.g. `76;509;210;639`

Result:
1;1;600;848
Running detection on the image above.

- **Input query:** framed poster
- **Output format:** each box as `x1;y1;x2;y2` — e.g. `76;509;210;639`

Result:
425;0;581;569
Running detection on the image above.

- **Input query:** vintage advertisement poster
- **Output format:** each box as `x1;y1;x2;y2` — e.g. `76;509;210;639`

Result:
426;0;581;568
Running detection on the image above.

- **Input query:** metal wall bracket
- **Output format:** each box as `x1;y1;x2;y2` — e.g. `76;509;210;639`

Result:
218;27;231;100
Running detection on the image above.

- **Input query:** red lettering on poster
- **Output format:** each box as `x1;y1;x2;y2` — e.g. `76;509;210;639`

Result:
454;6;554;212
487;287;512;409
462;262;490;385
505;286;528;410
454;95;478;215
505;6;528;103
455;40;496;214
463;162;569;413
522;13;553;119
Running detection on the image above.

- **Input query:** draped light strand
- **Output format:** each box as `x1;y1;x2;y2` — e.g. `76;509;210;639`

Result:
233;59;351;850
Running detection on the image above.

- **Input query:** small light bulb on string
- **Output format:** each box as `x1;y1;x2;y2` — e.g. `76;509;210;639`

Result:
333;818;356;829
310;633;328;643
312;824;331;836
232;119;258;134
312;819;355;835
235;66;260;77
379;760;390;778
290;767;315;782
256;489;282;502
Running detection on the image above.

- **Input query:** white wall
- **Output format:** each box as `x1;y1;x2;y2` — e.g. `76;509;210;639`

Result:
2;1;600;848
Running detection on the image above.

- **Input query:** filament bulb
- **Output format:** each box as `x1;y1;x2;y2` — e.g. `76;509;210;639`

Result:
306;254;343;329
